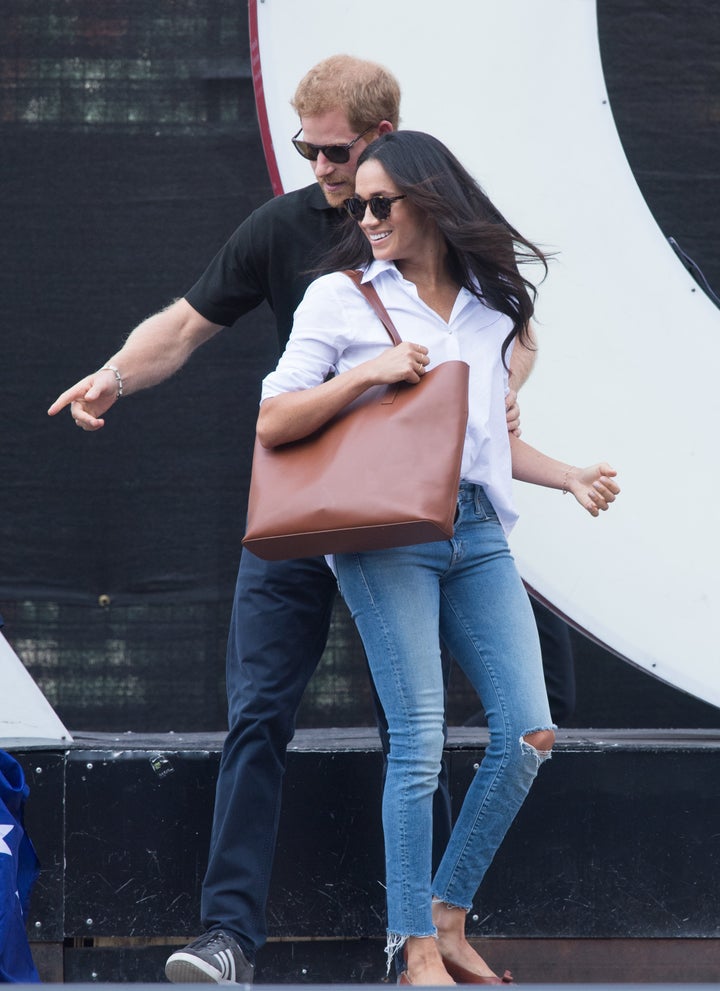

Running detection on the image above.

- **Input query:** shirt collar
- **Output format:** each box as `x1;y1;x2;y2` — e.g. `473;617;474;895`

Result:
360;258;399;283
359;261;497;324
360;259;476;292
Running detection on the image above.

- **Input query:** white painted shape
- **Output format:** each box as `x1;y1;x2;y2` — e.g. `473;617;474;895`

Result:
253;0;720;707
0;632;72;741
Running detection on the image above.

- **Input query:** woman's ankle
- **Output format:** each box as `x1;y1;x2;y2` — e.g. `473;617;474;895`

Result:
404;936;454;985
432;899;466;938
431;904;498;979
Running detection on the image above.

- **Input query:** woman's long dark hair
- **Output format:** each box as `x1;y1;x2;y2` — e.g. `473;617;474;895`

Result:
319;130;549;362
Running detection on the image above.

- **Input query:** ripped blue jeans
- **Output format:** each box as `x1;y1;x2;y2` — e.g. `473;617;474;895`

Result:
335;483;553;963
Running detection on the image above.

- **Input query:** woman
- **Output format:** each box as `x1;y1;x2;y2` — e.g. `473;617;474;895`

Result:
257;132;619;986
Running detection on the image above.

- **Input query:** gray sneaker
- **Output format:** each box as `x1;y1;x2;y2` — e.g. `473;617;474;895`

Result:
165;930;254;984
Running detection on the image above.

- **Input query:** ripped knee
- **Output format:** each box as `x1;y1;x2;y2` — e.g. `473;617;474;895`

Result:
520;727;555;767
523;728;555;753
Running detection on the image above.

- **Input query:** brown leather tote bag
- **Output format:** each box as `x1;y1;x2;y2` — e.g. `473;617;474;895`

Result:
242;271;469;561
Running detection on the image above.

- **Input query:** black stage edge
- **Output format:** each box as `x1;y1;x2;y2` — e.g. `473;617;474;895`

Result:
10;729;720;984
8;986;720;991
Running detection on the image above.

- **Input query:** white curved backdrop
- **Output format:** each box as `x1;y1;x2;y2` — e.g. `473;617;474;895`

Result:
251;0;720;707
0;633;71;743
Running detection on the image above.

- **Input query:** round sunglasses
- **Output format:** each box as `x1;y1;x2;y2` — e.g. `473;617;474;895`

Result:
291;125;376;164
344;194;407;222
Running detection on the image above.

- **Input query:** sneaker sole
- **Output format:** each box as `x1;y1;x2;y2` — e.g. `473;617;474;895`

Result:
165;953;232;984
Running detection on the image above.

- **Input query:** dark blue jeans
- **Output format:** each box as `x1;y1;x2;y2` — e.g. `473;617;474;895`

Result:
199;547;452;963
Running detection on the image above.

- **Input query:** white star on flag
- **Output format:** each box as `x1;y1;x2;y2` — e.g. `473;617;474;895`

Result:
0;824;13;855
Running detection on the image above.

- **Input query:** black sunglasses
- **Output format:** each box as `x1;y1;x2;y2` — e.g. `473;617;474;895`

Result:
291;124;375;164
344;194;407;222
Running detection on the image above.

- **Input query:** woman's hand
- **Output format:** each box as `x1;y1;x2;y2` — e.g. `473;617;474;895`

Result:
564;463;620;517
366;342;429;385
257;343;430;449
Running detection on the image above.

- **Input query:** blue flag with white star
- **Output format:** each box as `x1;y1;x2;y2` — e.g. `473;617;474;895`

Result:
0;750;40;982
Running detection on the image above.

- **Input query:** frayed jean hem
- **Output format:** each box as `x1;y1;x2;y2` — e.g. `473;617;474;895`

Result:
385;930;437;975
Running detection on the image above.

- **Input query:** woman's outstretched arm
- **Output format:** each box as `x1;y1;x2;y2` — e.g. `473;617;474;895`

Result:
509;434;620;517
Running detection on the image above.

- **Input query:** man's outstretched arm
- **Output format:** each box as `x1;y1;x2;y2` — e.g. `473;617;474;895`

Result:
48;298;222;431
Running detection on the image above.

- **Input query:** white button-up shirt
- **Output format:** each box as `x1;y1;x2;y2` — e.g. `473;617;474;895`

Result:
261;259;518;533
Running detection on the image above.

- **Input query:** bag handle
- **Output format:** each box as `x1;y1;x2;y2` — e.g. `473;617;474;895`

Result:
343;270;402;346
344;270;411;406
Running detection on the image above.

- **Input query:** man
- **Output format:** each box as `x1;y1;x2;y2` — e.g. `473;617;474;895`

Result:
49;55;534;984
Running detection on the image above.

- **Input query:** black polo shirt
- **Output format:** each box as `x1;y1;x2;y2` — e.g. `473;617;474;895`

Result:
185;182;348;349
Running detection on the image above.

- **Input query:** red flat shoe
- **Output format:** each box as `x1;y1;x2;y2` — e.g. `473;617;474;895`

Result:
442;959;514;985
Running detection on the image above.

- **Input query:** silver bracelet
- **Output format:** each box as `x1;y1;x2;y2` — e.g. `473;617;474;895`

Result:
100;364;123;399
